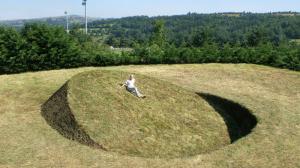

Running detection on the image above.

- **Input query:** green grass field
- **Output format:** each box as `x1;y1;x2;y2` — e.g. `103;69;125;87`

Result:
0;64;299;167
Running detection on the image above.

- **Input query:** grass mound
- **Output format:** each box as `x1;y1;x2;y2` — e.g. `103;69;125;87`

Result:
41;83;106;150
2;64;299;167
66;70;230;158
41;69;258;159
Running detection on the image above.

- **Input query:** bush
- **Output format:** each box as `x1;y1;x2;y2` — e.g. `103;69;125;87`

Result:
0;23;299;74
0;24;83;74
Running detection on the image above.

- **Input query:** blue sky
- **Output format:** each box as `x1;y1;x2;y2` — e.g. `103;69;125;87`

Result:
0;0;299;20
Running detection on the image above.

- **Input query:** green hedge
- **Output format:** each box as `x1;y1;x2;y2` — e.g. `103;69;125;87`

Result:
0;24;299;74
134;44;300;70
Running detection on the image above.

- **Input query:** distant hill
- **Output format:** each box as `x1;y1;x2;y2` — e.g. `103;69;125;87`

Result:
86;12;300;47
0;15;102;28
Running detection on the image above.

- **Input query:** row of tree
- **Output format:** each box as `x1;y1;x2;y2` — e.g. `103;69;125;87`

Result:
0;17;299;74
0;24;83;73
89;13;300;48
133;43;300;70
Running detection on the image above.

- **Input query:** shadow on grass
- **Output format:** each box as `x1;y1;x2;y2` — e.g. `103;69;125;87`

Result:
41;83;106;150
197;93;257;143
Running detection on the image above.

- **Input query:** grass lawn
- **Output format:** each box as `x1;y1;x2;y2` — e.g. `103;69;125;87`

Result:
66;70;229;158
0;64;299;167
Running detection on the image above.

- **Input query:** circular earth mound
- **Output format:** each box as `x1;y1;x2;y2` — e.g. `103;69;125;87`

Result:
41;70;258;158
67;70;230;158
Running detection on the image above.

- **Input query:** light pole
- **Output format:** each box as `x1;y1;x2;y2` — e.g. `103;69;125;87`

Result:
64;11;69;34
82;0;88;34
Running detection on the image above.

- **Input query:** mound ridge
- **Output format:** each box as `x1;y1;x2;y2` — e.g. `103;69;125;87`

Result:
41;83;106;150
42;70;257;159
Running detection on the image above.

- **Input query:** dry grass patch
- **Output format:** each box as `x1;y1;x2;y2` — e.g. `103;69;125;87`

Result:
66;70;229;158
0;64;299;168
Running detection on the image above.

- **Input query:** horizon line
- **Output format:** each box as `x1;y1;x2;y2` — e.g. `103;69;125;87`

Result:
0;10;299;21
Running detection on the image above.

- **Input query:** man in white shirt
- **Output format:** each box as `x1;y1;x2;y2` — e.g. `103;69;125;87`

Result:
120;74;146;98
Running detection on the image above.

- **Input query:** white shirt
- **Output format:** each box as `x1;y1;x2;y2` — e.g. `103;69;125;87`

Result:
126;79;135;88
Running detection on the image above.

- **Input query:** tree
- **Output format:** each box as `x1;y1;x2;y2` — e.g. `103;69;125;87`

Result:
247;27;268;47
191;28;212;47
0;27;27;73
21;23;82;70
150;20;166;47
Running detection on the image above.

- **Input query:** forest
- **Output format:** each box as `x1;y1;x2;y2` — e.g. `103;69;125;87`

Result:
90;12;300;47
0;13;300;74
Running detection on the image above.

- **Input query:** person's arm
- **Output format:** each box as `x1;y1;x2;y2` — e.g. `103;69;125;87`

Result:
119;80;127;87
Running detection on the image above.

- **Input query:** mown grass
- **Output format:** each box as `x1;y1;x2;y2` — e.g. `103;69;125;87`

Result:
66;70;228;158
0;64;299;167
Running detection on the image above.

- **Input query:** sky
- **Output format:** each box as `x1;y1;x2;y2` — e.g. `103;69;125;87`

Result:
0;0;299;20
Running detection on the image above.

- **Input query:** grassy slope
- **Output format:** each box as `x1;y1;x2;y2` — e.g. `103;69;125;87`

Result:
67;70;228;158
0;64;299;167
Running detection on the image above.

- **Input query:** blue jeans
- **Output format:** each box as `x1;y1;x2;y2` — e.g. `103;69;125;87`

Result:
126;87;142;97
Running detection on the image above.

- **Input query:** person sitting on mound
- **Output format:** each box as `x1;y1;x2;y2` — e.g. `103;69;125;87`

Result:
120;74;146;98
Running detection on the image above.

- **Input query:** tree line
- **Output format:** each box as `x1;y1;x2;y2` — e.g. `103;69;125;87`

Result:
0;13;300;74
89;13;300;48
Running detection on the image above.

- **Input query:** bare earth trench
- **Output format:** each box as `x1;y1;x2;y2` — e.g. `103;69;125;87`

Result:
0;64;299;168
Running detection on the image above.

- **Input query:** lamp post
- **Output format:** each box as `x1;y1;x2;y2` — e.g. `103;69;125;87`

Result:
82;0;88;34
64;11;69;34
